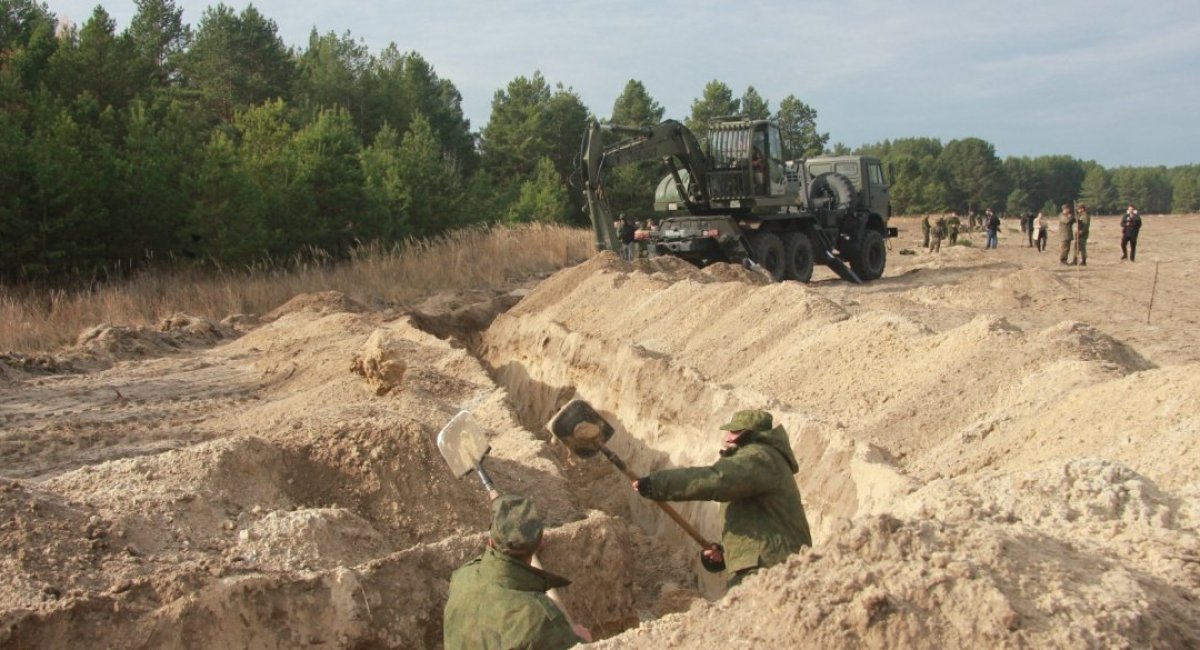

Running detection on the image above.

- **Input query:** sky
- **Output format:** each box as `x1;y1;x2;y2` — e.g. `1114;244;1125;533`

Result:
47;0;1200;168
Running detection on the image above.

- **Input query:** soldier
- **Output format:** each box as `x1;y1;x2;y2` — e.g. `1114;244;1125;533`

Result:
1121;205;1143;261
443;494;588;649
1058;204;1076;265
1073;204;1091;266
921;214;931;248
947;212;961;246
930;216;947;253
631;409;812;588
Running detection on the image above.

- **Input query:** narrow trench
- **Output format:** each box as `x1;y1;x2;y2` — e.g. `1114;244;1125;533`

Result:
410;297;705;635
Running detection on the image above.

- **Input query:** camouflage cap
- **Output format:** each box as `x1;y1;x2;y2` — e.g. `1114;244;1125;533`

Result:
718;409;773;432
490;494;544;556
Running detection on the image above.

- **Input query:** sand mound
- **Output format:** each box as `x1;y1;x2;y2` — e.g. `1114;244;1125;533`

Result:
262;290;370;321
601;511;1200;649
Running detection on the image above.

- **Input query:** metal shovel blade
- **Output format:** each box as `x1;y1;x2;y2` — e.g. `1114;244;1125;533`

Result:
548;399;614;458
436;410;491;478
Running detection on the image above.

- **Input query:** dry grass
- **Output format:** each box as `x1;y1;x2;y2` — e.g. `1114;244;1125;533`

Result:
1;223;592;354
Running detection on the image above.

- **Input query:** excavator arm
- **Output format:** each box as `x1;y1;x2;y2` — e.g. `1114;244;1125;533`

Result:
580;119;713;252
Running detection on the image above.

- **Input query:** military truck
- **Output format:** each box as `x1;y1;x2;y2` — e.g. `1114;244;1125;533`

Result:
579;117;896;282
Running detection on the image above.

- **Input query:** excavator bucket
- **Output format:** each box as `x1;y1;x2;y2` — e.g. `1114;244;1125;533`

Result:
547;399;614;458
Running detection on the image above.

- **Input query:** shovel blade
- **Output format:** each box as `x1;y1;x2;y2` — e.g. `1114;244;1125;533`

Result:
547;399;614;458
436;410;491;478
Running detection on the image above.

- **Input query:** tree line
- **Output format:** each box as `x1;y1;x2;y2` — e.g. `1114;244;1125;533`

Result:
2;0;1197;282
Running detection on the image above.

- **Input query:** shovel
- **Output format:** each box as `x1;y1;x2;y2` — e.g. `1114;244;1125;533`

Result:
435;410;587;638
547;399;714;550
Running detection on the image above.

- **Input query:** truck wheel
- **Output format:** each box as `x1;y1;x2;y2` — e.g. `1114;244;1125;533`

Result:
849;229;886;281
781;232;815;282
809;173;855;211
745;231;786;282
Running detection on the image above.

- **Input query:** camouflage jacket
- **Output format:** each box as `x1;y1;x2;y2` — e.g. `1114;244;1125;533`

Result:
443;547;580;650
1076;213;1091;240
645;426;812;574
1058;213;1076;241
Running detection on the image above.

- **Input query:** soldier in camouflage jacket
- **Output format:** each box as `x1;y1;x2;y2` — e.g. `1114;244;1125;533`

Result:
633;410;812;587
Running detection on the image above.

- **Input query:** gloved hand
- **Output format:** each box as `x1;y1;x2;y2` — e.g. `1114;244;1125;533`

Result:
632;476;653;497
700;543;726;573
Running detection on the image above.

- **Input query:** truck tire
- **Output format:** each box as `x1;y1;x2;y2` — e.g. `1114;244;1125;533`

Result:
808;173;855;212
745;231;786;282
781;232;815;282
849;229;886;281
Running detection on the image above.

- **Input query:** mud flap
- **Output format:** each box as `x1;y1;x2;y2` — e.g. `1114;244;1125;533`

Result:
813;230;862;284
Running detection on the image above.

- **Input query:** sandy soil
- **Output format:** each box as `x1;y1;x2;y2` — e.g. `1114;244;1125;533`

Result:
2;214;1198;648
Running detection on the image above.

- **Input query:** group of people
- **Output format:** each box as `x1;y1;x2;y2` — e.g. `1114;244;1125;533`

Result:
443;409;812;649
615;215;658;261
922;204;1144;262
921;212;961;252
1055;203;1143;265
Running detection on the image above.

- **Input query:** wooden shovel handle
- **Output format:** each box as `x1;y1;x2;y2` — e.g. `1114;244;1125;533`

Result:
598;446;712;548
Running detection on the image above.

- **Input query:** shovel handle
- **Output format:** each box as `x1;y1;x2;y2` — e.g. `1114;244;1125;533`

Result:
472;460;500;500
598;446;712;548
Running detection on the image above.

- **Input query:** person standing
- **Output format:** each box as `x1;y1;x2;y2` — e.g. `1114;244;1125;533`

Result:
443;495;588;649
921;215;931;248
631;410;812;588
618;215;637;261
1058;204;1077;264
1034;211;1048;252
1121;205;1143;261
947;212;961;246
985;209;1001;249
930;216;947;253
1024;211;1035;247
1073;204;1091;266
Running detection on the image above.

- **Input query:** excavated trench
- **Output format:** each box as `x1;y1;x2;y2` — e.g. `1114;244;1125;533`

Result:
10;246;1200;648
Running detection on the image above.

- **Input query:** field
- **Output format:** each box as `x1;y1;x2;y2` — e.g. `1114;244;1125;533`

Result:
2;214;1198;648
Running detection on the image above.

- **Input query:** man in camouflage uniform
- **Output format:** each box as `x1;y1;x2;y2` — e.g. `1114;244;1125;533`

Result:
947;212;961;246
921;214;931;248
930;216;947;253
1058;204;1076;265
444;494;585;649
632;410;811;588
1073;204;1091;266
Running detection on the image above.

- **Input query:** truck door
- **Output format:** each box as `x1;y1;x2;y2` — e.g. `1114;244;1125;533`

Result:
866;160;889;216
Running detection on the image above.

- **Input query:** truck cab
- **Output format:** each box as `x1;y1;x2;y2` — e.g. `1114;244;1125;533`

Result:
804;156;891;221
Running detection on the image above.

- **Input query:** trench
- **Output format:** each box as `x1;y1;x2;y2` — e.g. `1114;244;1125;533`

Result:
2;276;909;649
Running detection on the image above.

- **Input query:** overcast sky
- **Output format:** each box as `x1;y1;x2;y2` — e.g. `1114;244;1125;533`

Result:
47;0;1200;167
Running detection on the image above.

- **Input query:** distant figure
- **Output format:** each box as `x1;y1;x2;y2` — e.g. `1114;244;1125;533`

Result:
1023;211;1035;247
1073;204;1091;266
985;209;1000;249
1034;212;1048;252
947;212;961;246
1120;204;1143;261
618;215;637;261
1058;204;1076;265
968;211;980;233
634;219;654;258
921;215;932;248
930;216;947;253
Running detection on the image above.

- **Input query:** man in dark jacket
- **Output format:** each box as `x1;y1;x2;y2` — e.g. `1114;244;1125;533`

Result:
632;410;812;587
443;494;585;649
1121;205;1143;261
